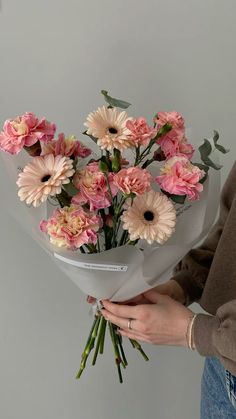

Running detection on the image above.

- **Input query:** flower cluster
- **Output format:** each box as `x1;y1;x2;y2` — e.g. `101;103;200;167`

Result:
0;94;210;249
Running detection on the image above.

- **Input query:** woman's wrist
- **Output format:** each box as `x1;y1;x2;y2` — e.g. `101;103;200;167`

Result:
186;313;198;350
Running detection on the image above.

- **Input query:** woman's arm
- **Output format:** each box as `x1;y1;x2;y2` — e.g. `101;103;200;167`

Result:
193;300;236;375
173;162;236;305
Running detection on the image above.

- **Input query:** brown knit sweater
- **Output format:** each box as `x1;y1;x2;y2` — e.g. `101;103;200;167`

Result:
173;161;236;375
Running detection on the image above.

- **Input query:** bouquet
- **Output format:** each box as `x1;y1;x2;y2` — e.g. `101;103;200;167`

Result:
0;90;229;382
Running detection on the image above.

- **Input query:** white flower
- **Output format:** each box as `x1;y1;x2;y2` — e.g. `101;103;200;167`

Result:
84;106;133;152
17;154;75;207
121;190;176;244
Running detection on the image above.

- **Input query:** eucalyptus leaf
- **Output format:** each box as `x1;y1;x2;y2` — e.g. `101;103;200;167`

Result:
193;162;209;173
170;194;186;204
213;130;220;143
198;139;212;158
201;155;222;170
83;130;97;143
63;183;78;197
199;173;209;184
212;130;229;154
215;143;229;154
101;90;131;109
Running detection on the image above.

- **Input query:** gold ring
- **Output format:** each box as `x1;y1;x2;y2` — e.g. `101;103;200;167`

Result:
127;319;132;330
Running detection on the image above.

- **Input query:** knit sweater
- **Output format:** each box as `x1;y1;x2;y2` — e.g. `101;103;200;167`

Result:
173;161;236;375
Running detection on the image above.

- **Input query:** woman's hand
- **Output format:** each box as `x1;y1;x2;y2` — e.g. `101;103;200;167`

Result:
101;289;194;347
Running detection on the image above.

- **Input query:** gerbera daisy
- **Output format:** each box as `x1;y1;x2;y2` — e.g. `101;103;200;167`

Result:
84;106;133;152
121;190;176;244
17;154;75;207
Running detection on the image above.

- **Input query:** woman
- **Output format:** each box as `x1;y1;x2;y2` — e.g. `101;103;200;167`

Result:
101;161;236;418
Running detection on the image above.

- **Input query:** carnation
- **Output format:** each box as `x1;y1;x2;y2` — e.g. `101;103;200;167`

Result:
72;162;118;210
157;128;194;160
156;156;205;201
126;118;157;147
114;166;152;196
0;112;56;154
155;111;185;130
40;205;102;250
41;133;91;159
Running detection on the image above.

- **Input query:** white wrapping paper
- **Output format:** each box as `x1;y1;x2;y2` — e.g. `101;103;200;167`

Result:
0;145;220;302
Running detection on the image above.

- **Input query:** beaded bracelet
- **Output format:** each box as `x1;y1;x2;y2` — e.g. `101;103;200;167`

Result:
186;313;198;350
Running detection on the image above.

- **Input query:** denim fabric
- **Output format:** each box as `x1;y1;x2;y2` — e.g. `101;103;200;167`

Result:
201;357;236;418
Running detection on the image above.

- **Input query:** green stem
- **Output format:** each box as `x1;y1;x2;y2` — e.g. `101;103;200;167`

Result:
76;316;101;379
117;333;128;367
99;317;107;354
129;339;149;361
108;322;123;383
92;316;104;366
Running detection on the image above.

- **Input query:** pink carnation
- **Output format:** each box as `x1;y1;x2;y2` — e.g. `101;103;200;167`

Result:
157;128;194;160
41;133;91;159
155;111;185;130
126;118;157;147
156;156;205;201
0;112;56;154
72;162;118;210
114;166;152;196
40;205;102;250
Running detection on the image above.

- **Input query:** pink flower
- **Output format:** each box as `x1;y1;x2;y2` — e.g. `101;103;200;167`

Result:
155;111;185;130
114;167;152;196
41;133;91;159
0;112;56;154
40;205;102;250
157;128;194;160
126;117;157;147
156;156;205;201
72;162;118;210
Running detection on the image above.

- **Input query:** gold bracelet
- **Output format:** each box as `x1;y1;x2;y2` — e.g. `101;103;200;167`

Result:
186;313;198;350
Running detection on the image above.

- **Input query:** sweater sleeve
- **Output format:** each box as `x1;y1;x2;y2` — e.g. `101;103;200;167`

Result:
193;300;236;375
172;162;236;305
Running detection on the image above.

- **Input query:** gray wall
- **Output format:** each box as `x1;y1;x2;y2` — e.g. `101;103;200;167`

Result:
0;1;235;418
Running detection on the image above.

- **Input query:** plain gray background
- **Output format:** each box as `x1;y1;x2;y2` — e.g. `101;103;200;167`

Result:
0;1;235;418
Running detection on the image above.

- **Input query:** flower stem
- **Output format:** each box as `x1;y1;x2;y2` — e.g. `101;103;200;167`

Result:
117;333;128;367
99;317;107;354
76;316;101;379
108;322;123;383
129;339;149;361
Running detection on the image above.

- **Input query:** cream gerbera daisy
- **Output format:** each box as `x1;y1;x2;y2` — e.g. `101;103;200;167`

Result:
84;106;133;152
17;154;75;207
121;190;176;244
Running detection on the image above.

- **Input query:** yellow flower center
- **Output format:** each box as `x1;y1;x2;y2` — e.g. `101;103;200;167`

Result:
12;121;28;135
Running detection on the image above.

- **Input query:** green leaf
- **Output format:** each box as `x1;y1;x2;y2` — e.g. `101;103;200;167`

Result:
170;194;186;204
63;182;78;197
193;162;209;173
201;155;222;170
101;90;131;109
161;189;186;204
215;144;229;154
99;156;109;173
198;139;212;158
213;130;220;143
83;130;97;143
213;130;229;154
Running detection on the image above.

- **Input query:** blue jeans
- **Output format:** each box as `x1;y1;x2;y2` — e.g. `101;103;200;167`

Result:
201;357;236;418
